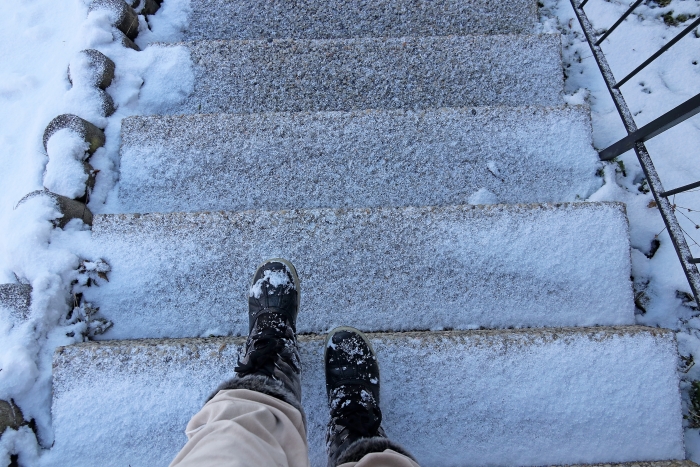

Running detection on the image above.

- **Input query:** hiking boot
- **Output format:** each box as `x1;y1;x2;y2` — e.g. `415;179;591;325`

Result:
325;327;415;467
208;259;303;412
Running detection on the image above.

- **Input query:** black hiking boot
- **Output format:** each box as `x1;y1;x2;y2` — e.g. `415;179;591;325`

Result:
208;259;304;414
325;327;415;467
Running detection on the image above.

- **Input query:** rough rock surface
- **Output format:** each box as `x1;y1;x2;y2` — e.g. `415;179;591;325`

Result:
0;284;31;324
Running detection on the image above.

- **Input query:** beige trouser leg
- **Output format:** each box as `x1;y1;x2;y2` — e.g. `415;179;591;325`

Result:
170;389;309;467
170;388;419;467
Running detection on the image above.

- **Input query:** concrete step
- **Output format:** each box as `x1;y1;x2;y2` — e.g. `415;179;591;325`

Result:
182;0;537;41
173;34;563;114
83;202;634;339
116;105;599;214
45;327;683;467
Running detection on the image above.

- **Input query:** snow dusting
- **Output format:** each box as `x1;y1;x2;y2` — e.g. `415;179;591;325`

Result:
82;203;634;339
249;267;295;299
538;0;700;458
468;187;500;205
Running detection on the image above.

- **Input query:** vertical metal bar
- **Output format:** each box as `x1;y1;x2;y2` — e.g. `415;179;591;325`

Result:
570;0;700;304
595;0;644;46
571;0;636;127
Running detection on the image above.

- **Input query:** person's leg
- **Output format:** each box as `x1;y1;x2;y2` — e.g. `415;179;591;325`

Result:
325;327;420;467
170;259;310;467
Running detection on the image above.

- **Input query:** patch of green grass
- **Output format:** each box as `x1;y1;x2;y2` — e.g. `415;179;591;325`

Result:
638;178;650;194
662;11;677;26
614;158;627;177
661;11;696;26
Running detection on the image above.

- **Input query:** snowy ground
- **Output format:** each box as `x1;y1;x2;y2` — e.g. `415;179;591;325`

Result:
0;0;699;463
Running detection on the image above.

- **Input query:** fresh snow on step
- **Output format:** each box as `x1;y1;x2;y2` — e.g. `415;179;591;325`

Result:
45;327;683;467
183;0;537;40
116;106;600;213
83;203;634;339
173;35;563;114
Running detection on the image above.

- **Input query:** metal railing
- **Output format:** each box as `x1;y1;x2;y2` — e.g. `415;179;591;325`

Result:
570;0;700;304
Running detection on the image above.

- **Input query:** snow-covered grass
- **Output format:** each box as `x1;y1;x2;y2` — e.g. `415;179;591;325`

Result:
539;0;700;459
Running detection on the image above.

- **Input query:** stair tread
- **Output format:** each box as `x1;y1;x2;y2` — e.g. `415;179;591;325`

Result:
47;327;684;466
183;0;537;41
83;202;633;339
116;105;599;213
171;34;563;115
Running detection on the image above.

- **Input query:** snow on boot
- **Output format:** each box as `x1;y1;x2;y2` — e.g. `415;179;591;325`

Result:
208;259;304;417
325;326;415;467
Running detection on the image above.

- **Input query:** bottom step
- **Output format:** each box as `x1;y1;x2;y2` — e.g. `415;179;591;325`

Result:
45;327;683;467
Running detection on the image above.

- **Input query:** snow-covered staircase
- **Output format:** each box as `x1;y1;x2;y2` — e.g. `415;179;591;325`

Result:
47;0;686;465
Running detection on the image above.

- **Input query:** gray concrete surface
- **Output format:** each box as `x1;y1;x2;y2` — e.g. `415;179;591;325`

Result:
182;0;538;40
0;283;31;324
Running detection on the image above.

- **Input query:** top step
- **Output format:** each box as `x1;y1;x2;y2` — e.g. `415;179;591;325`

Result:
182;0;538;41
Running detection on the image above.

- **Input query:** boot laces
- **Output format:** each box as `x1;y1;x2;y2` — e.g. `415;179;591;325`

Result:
329;385;382;439
235;315;299;377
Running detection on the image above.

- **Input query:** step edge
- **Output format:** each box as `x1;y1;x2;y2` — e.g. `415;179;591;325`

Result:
92;201;628;233
54;325;675;358
159;32;564;48
120;103;589;128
